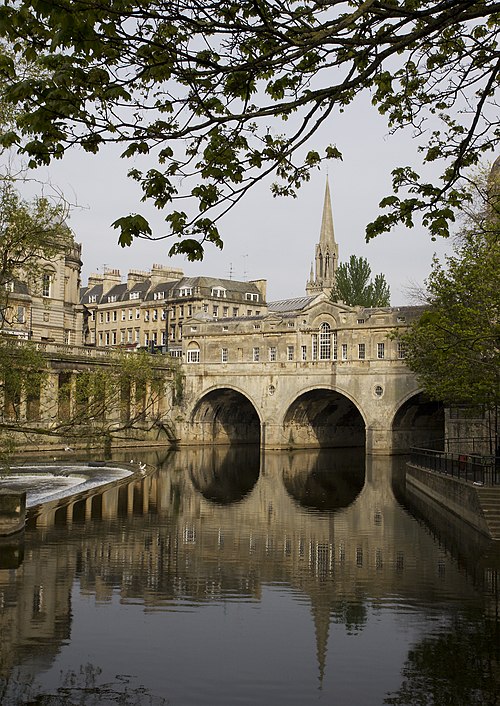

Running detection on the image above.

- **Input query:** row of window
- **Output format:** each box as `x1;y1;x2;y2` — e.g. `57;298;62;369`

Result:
98;287;260;302
91;302;262;324
187;341;407;363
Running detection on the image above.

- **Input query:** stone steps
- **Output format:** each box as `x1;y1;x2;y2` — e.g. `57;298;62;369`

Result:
476;488;500;540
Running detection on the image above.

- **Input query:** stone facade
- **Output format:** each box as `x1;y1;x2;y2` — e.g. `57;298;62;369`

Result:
2;237;84;346
80;264;267;355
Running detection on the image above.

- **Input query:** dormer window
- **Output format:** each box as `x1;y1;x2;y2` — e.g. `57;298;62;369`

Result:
107;295;117;303
88;294;97;303
154;291;165;300
245;292;259;301
179;287;192;297
130;291;140;300
211;287;226;298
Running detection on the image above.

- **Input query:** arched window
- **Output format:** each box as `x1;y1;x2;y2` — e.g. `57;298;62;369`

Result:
319;322;331;360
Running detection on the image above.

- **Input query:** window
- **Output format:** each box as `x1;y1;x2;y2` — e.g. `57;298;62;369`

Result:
105;332;110;345
154;291;165;300
161;309;166;320
190;326;198;332
223;306;229;317
245;292;259;301
247;310;252;316
188;304;193;316
253;324;261;330
213;305;219;317
127;329;133;342
89;294;97;303
42;272;51;297
16;306;25;324
134;328;140;342
233;307;239;317
319;322;331;360
341;343;348;360
253;347;260;362
179;287;192;297
179;305;184;318
221;348;228;363
128;308;133;320
136;308;140;319
211;287;226;297
332;331;338;360
222;325;229;331
397;342;407;359
121;310;126;321
99;313;104;323
377;342;385;359
111;331;117;345
203;304;209;313
287;345;294;361
90;310;95;321
144;310;150;321
152;332;157;344
144;332;149;346
312;334;318;360
130;291;140;299
358;343;366;360
287;322;295;328
153;309;158;321
98;332;103;346
397;316;406;323
108;295;117;303
357;318;365;324
301;345;307;361
187;349;200;363
106;311;110;323
269;346;277;362
255;310;261;316
113;310;117;321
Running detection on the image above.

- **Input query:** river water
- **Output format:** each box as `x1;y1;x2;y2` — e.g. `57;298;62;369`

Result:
0;446;499;705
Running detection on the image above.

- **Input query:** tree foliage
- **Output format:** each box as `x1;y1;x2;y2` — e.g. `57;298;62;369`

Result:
401;168;500;409
0;1;498;259
0;180;72;327
331;255;390;306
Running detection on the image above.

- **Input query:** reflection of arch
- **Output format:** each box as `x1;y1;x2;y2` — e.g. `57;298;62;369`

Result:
392;391;445;451
283;387;366;449
189;445;260;505
282;448;365;512
191;387;261;445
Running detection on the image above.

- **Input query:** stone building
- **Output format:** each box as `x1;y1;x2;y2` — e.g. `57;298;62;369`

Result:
80;265;267;355
1;235;84;346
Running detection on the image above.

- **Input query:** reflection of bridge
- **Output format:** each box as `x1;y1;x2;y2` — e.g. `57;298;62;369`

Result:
1;447;494;688
175;298;444;454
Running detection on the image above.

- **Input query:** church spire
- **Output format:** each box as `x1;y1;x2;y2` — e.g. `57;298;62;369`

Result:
319;179;335;248
306;178;339;296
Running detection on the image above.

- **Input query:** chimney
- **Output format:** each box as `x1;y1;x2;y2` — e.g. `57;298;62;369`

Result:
150;263;184;287
86;273;104;288
249;279;267;302
127;269;149;289
102;268;122;295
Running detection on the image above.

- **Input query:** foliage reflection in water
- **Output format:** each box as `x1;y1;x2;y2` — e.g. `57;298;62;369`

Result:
0;446;498;705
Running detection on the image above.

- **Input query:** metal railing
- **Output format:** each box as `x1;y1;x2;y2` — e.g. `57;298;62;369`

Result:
410;447;500;486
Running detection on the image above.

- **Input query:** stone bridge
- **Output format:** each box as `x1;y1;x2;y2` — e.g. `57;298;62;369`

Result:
174;299;443;455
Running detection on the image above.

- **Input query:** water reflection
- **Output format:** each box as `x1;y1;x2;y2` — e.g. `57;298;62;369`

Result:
0;447;498;705
189;445;260;504
282;447;365;511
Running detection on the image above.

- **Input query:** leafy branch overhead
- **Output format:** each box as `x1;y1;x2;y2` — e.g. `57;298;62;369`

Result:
0;1;499;258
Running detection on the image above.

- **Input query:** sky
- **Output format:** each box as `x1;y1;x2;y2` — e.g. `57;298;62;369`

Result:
31;93;454;306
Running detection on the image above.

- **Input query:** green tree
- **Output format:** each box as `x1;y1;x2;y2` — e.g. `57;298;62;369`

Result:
0;2;498;259
331;255;391;307
400;171;500;411
0;180;72;327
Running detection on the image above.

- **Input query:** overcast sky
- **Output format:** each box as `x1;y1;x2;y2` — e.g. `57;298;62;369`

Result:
32;93;454;305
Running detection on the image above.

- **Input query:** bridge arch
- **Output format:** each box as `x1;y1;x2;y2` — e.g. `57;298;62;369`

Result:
189;385;261;445
281;386;366;449
392;390;445;452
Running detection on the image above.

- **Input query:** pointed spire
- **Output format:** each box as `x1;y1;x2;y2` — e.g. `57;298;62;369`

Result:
319;179;335;248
